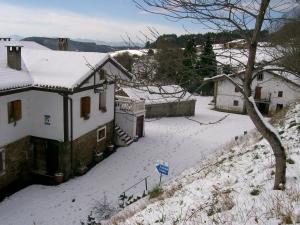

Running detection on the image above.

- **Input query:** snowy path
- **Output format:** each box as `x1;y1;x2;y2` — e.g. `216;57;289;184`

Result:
0;97;254;225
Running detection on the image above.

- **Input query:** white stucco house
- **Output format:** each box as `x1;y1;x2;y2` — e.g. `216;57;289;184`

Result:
208;68;300;115
0;38;141;198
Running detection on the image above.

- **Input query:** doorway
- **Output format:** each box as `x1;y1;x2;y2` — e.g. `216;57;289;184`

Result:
256;102;269;116
136;115;144;138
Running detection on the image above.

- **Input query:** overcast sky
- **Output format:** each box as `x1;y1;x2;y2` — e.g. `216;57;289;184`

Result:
0;0;203;42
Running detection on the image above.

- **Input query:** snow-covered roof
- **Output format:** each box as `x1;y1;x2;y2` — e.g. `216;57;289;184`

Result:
22;49;109;89
214;47;275;67
207;66;300;87
110;49;148;57
226;39;246;44
265;66;300;87
0;40;126;92
0;40;48;91
120;85;195;105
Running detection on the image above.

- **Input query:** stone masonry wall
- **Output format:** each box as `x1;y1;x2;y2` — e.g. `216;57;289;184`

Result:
0;136;32;199
72;120;114;172
146;100;196;118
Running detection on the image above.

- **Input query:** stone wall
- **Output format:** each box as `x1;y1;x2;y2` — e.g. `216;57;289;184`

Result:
72;120;114;172
0;136;32;199
145;100;196;118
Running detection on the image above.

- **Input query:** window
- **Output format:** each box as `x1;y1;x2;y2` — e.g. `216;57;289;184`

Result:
80;96;91;120
99;91;107;112
8;100;22;123
257;72;264;81
234;86;239;92
0;149;5;175
99;69;106;81
97;126;106;142
233;100;239;106
278;91;283;97
276;104;283;112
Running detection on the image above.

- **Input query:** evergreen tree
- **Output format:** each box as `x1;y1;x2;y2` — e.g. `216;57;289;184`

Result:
180;38;200;92
196;37;217;95
198;36;217;78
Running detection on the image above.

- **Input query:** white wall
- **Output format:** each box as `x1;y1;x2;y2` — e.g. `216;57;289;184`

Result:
216;79;245;113
28;90;64;141
80;60;131;89
0;90;64;147
0;92;31;147
71;84;114;140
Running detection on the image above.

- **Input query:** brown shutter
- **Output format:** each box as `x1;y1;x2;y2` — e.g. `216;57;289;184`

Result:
8;102;13;123
0;152;3;172
14;100;22;121
81;97;91;119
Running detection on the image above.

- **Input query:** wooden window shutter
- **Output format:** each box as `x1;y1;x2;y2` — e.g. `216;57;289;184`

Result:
14;100;22;121
8;102;13;123
8;100;22;123
0;152;3;172
81;96;91;119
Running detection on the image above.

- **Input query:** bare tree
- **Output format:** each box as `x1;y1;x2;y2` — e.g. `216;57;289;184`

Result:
132;0;300;190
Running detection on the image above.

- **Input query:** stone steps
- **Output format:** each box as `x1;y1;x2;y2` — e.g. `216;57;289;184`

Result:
115;125;134;146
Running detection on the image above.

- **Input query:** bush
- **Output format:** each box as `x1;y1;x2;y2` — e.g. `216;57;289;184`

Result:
149;186;163;199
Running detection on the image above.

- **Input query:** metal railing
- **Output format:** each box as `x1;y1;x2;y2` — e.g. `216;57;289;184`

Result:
118;176;150;208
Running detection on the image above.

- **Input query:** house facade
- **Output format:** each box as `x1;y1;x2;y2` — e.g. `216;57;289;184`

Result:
210;69;300;115
0;39;132;198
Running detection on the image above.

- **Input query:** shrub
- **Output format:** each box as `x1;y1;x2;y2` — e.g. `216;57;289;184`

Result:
149;186;163;199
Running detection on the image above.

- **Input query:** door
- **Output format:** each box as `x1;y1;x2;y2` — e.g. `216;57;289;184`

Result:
136;115;144;138
46;141;59;175
254;86;262;99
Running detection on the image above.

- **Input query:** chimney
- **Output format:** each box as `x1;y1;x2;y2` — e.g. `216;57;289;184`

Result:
58;38;69;51
6;45;23;71
0;38;11;41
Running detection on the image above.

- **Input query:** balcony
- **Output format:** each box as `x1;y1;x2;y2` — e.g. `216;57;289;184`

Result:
254;92;271;103
115;96;145;114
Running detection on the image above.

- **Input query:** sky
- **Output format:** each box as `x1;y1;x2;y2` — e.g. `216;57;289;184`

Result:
0;0;202;43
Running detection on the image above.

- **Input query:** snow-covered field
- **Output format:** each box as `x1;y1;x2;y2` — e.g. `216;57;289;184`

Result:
0;97;255;225
111;102;300;225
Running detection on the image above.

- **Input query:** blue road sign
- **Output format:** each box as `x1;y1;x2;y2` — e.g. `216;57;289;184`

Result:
156;164;169;175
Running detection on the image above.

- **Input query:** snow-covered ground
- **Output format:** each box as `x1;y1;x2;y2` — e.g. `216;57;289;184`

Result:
111;102;300;225
0;97;255;225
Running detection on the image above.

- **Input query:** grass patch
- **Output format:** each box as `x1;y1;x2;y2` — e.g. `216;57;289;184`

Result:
250;189;260;196
149;186;163;199
287;158;295;164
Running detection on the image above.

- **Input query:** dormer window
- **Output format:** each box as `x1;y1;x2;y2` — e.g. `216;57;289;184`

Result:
257;72;264;81
99;69;107;81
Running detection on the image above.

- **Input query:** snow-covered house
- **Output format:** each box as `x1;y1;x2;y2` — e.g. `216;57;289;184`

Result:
117;85;196;118
0;39;132;197
208;68;300;115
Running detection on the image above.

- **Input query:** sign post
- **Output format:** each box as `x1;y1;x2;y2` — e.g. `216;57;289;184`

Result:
156;161;169;186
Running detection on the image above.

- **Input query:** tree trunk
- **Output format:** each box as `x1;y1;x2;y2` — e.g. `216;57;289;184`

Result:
243;0;286;190
244;99;286;189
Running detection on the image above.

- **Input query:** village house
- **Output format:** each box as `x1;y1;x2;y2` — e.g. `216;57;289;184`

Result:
0;38;144;198
208;68;300;115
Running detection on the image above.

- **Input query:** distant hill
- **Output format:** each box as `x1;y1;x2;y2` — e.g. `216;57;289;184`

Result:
22;37;140;53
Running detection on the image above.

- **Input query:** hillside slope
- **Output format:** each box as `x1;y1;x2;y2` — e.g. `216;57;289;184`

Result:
22;37;138;53
106;102;300;225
